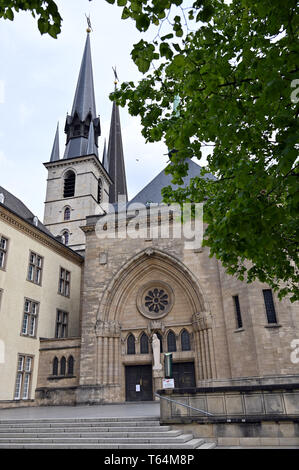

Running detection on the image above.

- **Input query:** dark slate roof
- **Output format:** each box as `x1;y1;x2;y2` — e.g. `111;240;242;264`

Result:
130;158;215;205
107;101;128;203
50;123;60;162
63;33;99;160
102;138;108;171
70;33;96;121
0;186;83;260
86;121;98;155
0;186;53;236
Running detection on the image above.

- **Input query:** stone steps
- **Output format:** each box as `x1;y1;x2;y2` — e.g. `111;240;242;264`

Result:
0;430;182;439
0;417;215;449
0;422;161;429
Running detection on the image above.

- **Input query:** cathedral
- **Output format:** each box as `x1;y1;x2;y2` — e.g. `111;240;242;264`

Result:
0;31;298;408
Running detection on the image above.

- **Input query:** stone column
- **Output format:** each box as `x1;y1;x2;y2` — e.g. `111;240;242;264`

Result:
194;331;204;380
192;311;216;381
102;337;108;385
95;319;121;386
113;337;120;384
97;337;103;384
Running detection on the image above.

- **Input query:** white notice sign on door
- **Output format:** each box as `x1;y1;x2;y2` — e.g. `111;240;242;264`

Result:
136;384;141;392
162;378;175;389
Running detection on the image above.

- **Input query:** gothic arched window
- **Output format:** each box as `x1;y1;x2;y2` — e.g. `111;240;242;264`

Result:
64;207;71;221
60;356;66;376
167;330;177;352
140;333;149;354
62;231;69;246
67;356;74;375
127;334;135;355
63;170;76;198
181;330;191;351
52;357;58;376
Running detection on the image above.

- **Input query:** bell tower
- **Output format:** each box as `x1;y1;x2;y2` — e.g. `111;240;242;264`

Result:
43;31;112;253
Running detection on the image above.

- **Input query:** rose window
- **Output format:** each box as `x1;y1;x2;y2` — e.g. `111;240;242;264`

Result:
145;288;169;313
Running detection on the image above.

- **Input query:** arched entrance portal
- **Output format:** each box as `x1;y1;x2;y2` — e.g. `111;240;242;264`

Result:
95;248;214;403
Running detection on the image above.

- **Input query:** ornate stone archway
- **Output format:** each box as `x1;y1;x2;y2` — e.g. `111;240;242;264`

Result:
94;248;216;402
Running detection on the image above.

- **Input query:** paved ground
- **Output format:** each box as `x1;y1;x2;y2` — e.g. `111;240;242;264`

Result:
0;402;160;420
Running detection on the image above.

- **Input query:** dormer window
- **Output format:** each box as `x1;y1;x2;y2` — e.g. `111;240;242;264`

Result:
73;124;81;136
0;193;5;204
33;216;39;227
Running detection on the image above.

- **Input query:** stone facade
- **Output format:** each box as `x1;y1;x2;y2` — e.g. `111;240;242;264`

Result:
43;154;111;252
0;203;83;402
2;31;298;413
49;208;298;406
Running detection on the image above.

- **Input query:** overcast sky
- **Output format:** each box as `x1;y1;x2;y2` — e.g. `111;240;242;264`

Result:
0;0;170;219
0;0;206;221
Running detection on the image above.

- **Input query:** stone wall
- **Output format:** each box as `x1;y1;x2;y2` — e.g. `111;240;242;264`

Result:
159;385;299;421
76;208;299;404
35;337;80;405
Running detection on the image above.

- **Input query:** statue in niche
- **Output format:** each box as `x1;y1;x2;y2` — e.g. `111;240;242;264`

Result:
152;333;162;370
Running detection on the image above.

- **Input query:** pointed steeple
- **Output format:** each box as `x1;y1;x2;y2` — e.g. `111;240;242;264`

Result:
50;123;60;162
63;32;101;159
102;138;108;171
86;121;98;156
71;33;96;121
107;101;128;203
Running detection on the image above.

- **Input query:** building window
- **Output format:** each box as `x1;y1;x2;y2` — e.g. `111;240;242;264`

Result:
0;236;8;270
60;357;66;375
97;179;102;203
52;357;59;376
58;268;70;297
181;330;191;351
27;251;43;285
21;299;39;337
263;289;278;324
64;207;71;221
55;310;68;338
67;356;74;375
145;288;169;314
140;333;149;354
63;170;76;198
167;331;177;352
233;295;243;329
127;334;135;355
62;231;70;246
14;355;33;400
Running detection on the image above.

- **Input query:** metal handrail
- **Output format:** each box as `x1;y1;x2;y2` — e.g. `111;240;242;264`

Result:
155;392;214;417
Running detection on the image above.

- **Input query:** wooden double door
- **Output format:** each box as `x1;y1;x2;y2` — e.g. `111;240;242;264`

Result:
125;365;153;402
172;362;196;389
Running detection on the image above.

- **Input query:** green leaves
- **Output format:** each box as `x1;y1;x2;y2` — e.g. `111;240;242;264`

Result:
131;40;159;72
109;1;299;300
0;1;62;38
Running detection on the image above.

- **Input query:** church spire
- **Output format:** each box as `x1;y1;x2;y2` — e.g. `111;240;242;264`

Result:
107;101;128;204
86;120;98;156
63;31;101;159
50;123;60;162
102;138;108;171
